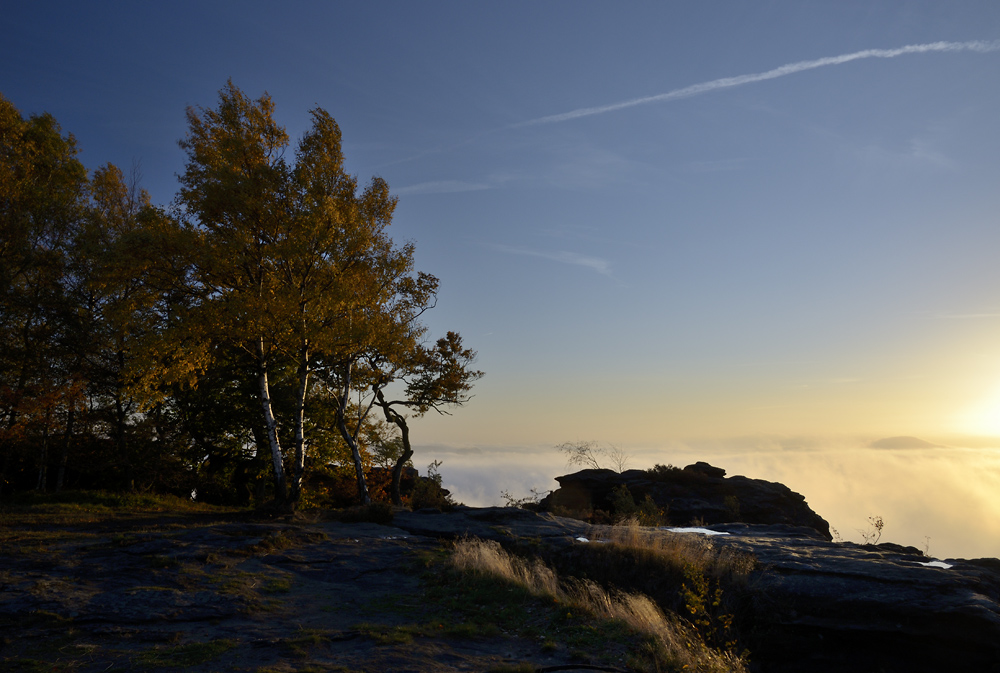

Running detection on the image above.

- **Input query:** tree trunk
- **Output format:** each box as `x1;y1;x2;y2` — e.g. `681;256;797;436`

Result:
55;407;74;492
114;350;133;490
390;426;413;507
257;338;287;503
376;390;412;506
338;415;371;505
1;364;29;497
250;423;269;505
36;407;51;491
334;363;370;505
287;341;309;505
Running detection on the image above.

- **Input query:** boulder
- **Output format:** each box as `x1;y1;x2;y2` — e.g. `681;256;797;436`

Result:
540;462;832;538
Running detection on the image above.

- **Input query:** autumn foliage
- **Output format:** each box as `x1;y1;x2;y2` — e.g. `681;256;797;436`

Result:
0;85;480;507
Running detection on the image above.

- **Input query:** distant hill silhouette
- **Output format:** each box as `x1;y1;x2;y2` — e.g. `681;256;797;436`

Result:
869;436;945;449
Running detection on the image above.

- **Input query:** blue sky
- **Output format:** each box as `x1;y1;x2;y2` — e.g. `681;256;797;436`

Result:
5;2;1000;449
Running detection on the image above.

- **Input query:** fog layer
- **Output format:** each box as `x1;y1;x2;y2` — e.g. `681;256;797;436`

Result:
420;442;1000;560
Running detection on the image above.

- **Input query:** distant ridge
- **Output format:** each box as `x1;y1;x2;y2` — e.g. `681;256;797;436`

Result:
869;436;945;449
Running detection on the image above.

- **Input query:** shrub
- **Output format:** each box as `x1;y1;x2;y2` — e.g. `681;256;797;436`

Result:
647;463;680;477
409;461;457;511
499;488;548;511
609;485;667;526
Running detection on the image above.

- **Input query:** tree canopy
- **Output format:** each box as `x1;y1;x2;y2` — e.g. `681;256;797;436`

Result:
0;85;480;508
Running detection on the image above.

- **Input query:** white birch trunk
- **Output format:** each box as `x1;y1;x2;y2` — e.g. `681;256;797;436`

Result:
288;341;309;504
258;338;287;501
335;362;371;505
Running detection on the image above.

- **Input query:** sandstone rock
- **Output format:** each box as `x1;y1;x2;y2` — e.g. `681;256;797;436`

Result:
540;463;832;538
705;522;1000;672
2;506;997;672
389;509;1000;672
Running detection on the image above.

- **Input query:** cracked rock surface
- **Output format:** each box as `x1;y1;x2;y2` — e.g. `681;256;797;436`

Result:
2;506;998;672
702;523;1000;672
0;508;612;672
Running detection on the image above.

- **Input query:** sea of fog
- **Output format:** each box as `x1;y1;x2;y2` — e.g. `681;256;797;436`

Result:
417;441;1000;561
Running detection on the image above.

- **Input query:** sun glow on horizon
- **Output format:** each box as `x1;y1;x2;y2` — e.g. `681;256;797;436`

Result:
956;383;1000;436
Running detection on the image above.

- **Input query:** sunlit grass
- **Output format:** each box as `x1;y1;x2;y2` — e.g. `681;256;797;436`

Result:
0;489;243;529
451;536;748;673
597;517;758;585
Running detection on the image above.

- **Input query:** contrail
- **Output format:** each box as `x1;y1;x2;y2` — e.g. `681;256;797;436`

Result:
514;40;1000;127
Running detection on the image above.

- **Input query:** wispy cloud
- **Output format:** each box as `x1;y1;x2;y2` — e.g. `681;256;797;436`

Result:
394;179;493;195
856;137;957;171
514;40;1000;127
537;223;641;249
686;158;748;173
491;243;613;277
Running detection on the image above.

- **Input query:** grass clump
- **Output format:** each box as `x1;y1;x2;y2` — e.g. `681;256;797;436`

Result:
601;518;757;585
2;489;229;512
261;577;293;594
324;501;395;525
0;490;241;530
452;537;748;673
134;638;235;667
354;622;419;645
559;520;757;655
487;664;536;673
281;628;335;656
240;528;328;556
356;542;639;665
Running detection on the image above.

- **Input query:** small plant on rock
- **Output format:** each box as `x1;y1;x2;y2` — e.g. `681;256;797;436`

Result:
499;487;549;510
859;515;884;545
558;441;631;472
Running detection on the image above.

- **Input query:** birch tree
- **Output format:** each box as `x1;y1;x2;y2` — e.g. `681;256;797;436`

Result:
314;269;439;505
175;81;419;507
176;81;293;501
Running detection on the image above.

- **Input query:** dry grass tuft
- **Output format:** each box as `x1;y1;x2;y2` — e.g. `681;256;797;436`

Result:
451;536;559;596
452;537;747;673
600;517;757;584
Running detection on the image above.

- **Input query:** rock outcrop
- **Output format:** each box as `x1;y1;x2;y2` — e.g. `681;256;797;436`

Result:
540;462;832;538
2;505;998;672
393;510;1000;672
702;522;1000;673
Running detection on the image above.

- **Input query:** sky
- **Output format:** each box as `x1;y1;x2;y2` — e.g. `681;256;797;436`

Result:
4;2;1000;556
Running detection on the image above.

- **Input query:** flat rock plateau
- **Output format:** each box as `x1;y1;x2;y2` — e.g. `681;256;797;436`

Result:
2;505;999;672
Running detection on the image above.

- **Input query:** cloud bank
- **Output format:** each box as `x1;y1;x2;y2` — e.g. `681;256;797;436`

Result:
516;40;1000;127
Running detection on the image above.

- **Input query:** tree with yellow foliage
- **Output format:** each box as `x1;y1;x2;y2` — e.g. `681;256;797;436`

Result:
0;93;88;494
175;81;436;507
